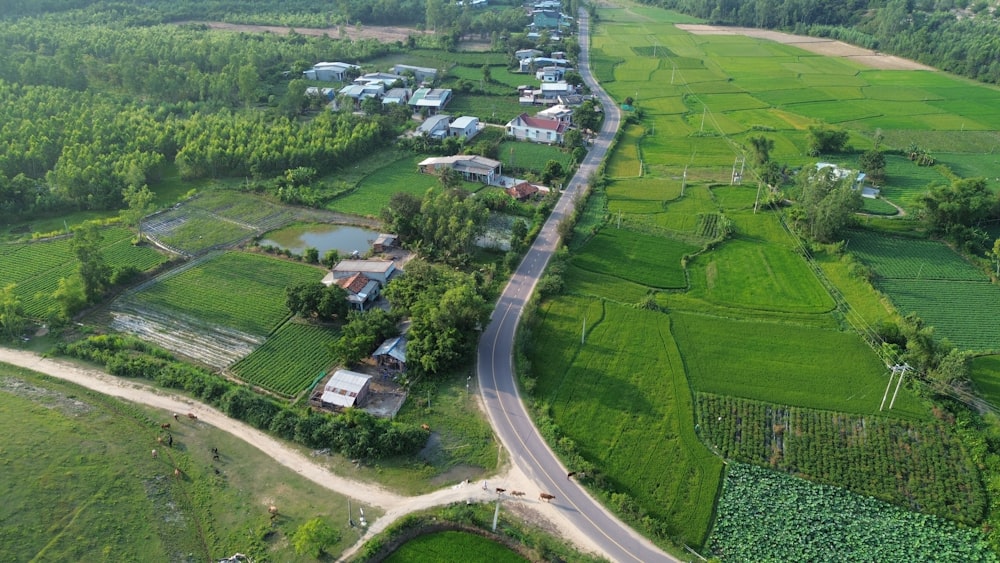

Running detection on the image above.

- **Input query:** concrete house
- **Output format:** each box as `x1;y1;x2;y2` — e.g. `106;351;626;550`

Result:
303;62;360;82
417;114;452;139
815;162;867;191
355;72;406;88
536;66;568;82
334;273;381;311
382;87;411;106
515;48;543;61
506;113;567;144
506;181;540;201
536;104;573;124
418;155;502;184
325;259;397;285
338;82;385;107
409;88;453;114
540;81;574;101
449;116;480;140
320;370;372;409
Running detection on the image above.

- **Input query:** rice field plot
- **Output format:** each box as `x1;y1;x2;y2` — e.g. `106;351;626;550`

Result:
882;130;1000;154
529;297;723;547
671;311;927;417
686;237;835;314
607;177;683;212
187;191;295;229
230;321;338;397
499;141;574;176
710;185;758;212
636;94;689;115
696;394;978;523
938;153;1000;191
0;226;167;318
846;231;984;281
877;279;1000;352
726;108;798;131
615;58;660;82
563;264;651;304
572;227;696;289
790;100;884;124
125;251;323;337
695;93;769;113
709;463;994;562
331;155;442;217
142;207;255;256
753;87;835;106
813;252;897;327
878;155;946;211
587;47;622;85
606;125;644;178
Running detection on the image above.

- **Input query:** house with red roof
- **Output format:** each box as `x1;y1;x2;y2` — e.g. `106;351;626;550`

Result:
505;113;567;144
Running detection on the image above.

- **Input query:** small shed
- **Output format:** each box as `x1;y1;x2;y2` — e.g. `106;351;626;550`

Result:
373;233;398;253
320;369;372;409
373;336;407;376
506;182;540;201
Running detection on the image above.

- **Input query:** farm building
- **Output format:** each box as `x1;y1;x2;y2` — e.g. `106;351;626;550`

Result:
319;369;372;409
325;259;397;285
334;273;381;311
536;66;569;82
338;82;385;107
515;48;543;60
373;336;407;376
382;88;411;105
506;113;567;144
417;114;452;139
417;155;502;184
815;162;866;191
303;62;360;82
449;116;480;140
409;88;453;114
539;81;575;101
355;72;405;88
373;233;398;253
393;64;439;84
506;181;540;201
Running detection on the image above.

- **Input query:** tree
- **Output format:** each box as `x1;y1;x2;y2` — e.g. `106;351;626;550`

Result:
563;71;584;87
381;192;423;242
408;281;491;375
71;223;111;303
858;149;886;185
322;249;341;268
917;177;998;242
542;160;564;185
303;247;320;264
439;166;464;190
748;135;774;165
807;126;850;156
329;309;399;366
120;184;155;233
991;238;1000;277
292;517;340;558
52;275;87;320
237;63;259;107
287;282;348;321
791;165;862;243
0;284;25;341
510;218;528;253
481;64;492;83
574;98;602;132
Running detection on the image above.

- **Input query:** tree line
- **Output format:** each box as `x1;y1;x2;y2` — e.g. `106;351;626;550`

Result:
649;0;1000;85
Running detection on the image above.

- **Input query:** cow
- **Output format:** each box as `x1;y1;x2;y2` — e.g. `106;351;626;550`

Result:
173;467;182;477
539;492;555;502
160;423;171;429
151;449;158;459
187;413;198;420
567;471;578;479
495;488;506;495
173;413;179;421
510;490;526;497
420;423;430;431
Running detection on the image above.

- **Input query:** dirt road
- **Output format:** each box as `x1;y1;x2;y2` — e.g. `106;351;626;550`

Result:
0;347;603;560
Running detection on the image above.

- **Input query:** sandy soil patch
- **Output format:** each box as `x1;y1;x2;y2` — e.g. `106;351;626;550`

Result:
677;24;936;71
179;21;430;43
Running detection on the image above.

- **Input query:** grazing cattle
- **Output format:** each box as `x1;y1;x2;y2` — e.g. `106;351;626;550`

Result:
151;449;158;459
539;492;555;502
173;467;182;477
187;413;198;420
213;467;221;475
167;434;173;447
510;490;525;497
173;413;179;421
567;471;578;479
268;505;279;520
160;423;171;429
420;423;430;431
495;488;506;495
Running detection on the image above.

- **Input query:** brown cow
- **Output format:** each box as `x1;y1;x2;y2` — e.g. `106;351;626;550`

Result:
495;488;506;495
187;413;198;420
160;423;171;429
173;467;182;477
157;436;164;445
420;423;430;431
268;505;279;520
510;490;526;497
539;492;555;502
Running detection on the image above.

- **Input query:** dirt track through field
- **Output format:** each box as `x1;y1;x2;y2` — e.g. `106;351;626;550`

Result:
677;24;937;71
0;347;603;560
178;21;430;44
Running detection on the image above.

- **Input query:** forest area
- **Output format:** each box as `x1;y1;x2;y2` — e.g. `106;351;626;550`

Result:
649;0;1000;84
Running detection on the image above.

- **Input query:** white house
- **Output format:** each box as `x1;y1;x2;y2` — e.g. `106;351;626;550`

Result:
334;273;381;311
320;370;372;409
338;82;385;107
506;113;567;144
540;81;574;101
515;48;543;61
382;87;411;105
536;66;568;82
449;116;480;140
304;62;360;82
417;114;452;139
815;162;867;191
536;104;573;124
325;259;397;285
409;88;453;114
355;72;406;88
418;155;502;184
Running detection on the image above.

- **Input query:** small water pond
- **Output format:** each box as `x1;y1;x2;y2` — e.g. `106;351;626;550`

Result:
258;223;378;256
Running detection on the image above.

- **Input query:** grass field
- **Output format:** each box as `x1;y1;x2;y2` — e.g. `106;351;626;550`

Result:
384;531;526;563
330;154;445;217
846;230;985;281
498;141;575;176
572;226;696;289
0;364;370;562
971;355;1000;408
528;297;723;547
0;226;167;318
230;321;338;397
671;311;928;419
129;251;323;337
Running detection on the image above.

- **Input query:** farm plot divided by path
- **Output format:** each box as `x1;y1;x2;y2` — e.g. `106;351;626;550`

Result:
112;251;325;368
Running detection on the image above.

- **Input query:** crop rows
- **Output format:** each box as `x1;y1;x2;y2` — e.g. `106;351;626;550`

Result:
231;322;338;397
877;279;1000;352
572;226;695;289
126;251;323;337
696;393;985;525
847;231;985;281
710;463;994;562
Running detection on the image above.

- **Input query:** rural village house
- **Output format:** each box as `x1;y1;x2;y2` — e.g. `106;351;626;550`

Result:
372;233;398;253
409;88;452;114
373;335;407;376
417;155;502;184
536;104;573;125
506;113;567;144
392;64;438;84
448;116;481;140
325;259;397;285
303;62;359;82
334;273;381;311
506;181;540;201
382;88;411;106
417;114;452;139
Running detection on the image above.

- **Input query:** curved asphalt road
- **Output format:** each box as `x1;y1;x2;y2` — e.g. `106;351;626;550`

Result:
476;10;678;563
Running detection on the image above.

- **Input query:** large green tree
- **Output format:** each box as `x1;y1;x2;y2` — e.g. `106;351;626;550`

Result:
0;283;25;341
917;177;998;246
292;517;340;558
789;164;862;243
71;223;111;303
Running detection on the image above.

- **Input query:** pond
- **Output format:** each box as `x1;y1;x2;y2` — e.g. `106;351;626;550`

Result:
258;223;379;256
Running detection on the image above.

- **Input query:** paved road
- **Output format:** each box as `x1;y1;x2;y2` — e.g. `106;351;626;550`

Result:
476;10;678;563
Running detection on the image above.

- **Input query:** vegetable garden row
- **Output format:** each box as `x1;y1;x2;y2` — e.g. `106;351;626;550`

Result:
231;321;339;397
696;393;985;525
